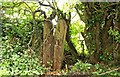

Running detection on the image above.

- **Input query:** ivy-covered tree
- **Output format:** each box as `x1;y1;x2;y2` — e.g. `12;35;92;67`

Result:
75;2;120;64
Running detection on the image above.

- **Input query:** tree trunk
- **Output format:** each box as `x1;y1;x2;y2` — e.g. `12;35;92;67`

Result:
66;22;78;57
76;2;120;64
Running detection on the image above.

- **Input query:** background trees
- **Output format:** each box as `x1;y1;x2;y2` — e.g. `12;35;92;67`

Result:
75;2;120;64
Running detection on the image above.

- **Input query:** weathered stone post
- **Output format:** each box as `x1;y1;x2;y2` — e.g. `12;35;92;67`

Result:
42;19;67;70
43;20;54;67
53;19;67;70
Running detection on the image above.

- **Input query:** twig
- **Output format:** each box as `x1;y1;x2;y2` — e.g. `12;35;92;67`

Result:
74;5;84;22
33;10;47;19
38;1;55;9
23;2;33;13
99;67;120;75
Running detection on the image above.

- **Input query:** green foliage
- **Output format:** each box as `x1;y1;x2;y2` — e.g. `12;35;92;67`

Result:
1;39;46;75
70;61;120;77
1;27;46;75
0;69;8;77
99;52;113;62
1;2;46;75
59;0;79;12
108;27;120;43
92;64;120;77
70;21;86;54
70;60;92;73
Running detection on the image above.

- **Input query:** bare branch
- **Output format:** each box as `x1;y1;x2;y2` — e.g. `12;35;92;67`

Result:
38;1;55;9
99;67;120;75
75;5;84;22
33;10;47;20
23;2;33;13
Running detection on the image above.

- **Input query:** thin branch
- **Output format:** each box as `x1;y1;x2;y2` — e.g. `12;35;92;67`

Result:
33;10;46;20
52;0;56;9
105;2;120;8
23;2;33;13
75;6;84;22
38;1;55;9
18;8;31;14
71;13;77;20
99;67;120;75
